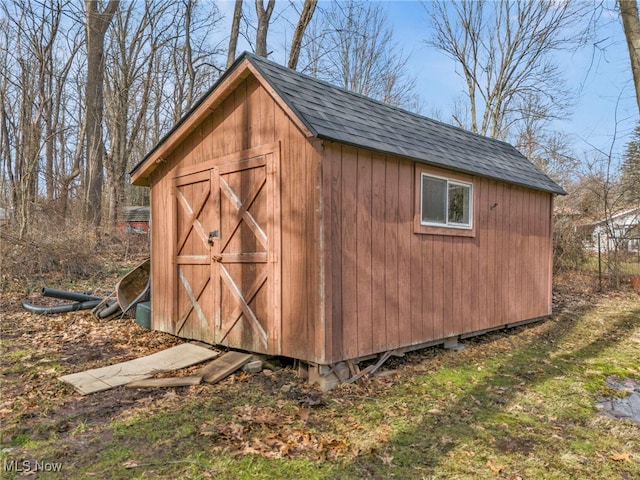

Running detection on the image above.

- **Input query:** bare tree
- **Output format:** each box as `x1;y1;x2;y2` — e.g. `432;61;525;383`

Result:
255;0;275;57
227;0;243;68
425;0;584;139
0;0;85;237
84;0;118;231
295;7;326;77
104;1;165;228
166;1;224;122
584;157;629;288
287;0;317;69
516;129;578;188
2;2;44;237
0;19;11;211
513;91;579;186
0;0;229;238
103;0;223;227
619;0;640;113
0;11;40;237
299;1;420;110
232;0;318;70
571;104;638;289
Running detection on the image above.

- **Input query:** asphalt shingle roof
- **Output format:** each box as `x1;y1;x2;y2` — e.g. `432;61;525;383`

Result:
132;51;566;195
245;53;566;195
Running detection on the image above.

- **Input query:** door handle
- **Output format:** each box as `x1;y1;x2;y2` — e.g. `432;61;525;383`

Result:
208;230;219;246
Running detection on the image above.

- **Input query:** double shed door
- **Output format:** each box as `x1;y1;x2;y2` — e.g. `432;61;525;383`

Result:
172;148;281;354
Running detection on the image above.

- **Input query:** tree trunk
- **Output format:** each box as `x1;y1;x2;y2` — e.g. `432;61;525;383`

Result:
227;0;243;68
288;0;317;70
255;0;275;58
84;0;118;231
619;0;640;113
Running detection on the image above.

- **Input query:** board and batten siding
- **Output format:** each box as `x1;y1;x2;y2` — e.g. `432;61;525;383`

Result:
147;75;325;363
321;142;553;364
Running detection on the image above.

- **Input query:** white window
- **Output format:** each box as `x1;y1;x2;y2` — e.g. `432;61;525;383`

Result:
420;173;472;229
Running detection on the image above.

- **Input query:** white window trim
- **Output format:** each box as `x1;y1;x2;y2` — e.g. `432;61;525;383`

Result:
420;172;473;230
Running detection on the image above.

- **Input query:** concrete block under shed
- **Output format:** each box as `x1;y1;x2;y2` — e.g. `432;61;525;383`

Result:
443;336;464;351
307;362;350;391
243;360;263;373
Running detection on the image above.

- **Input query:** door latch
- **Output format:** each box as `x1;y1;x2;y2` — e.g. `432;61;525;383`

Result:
208;230;219;245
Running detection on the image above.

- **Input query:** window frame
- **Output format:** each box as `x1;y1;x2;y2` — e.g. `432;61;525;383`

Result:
414;165;476;237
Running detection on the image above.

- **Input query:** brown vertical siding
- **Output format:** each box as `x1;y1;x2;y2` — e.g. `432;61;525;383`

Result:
444;236;456;337
327;143;342;361
324;142;554;363
371;153;387;353
494;182;507;327
356;149;374;356
148;170;174;335
340;146;359;360
397;160;413;348
409;224;424;344
147;76;325;363
383;157;400;350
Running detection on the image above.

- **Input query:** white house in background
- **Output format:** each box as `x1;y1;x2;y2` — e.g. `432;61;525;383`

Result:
588;206;640;253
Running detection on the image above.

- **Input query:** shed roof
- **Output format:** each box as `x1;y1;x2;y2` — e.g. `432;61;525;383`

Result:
132;52;565;195
120;206;150;223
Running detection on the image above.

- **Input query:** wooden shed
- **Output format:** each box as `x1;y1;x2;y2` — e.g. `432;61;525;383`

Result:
118;206;150;234
130;52;565;383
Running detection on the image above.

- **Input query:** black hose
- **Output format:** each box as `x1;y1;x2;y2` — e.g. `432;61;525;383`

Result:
22;299;102;315
97;300;122;319
41;287;102;302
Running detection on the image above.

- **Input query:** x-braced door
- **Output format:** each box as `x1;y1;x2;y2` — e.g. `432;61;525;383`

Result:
174;170;216;343
173;149;281;354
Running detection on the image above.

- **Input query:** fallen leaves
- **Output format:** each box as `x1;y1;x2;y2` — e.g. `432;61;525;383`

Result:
122;460;140;469
200;421;245;442
4;269;640;479
240;428;349;460
1;293;183;444
235;405;283;425
610;452;632;462
200;404;350;460
379;451;394;466
486;459;505;473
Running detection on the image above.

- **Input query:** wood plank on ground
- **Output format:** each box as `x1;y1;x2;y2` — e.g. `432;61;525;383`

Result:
58;343;218;395
197;350;253;384
126;376;202;388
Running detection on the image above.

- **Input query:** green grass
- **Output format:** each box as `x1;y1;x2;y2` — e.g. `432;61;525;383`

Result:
580;255;640;275
2;294;639;479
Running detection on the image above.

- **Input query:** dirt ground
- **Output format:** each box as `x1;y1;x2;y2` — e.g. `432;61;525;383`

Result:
0;269;596;431
1;279;350;452
1;268;638;477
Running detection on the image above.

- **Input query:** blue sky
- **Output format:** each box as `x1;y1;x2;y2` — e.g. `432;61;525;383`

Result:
219;0;638;162
384;0;638;162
